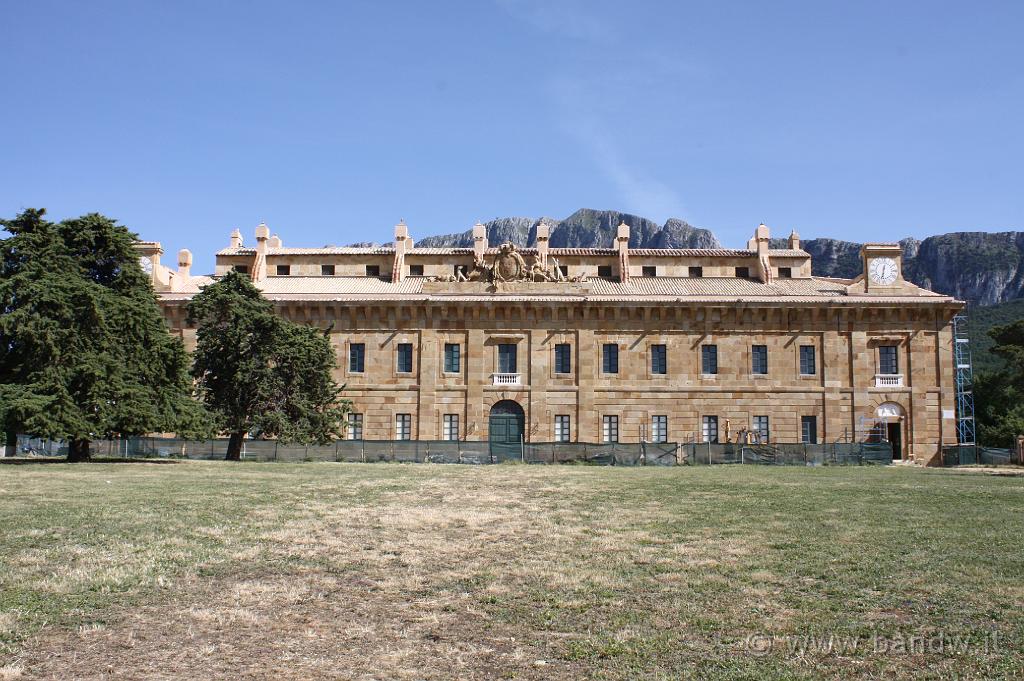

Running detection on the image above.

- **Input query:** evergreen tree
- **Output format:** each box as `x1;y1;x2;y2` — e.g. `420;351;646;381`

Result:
975;319;1024;448
0;209;206;460
187;271;349;460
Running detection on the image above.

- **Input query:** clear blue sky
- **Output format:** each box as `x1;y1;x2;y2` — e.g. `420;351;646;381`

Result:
2;0;1021;273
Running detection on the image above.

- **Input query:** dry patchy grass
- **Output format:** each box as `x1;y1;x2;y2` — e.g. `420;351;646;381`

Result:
0;462;1022;679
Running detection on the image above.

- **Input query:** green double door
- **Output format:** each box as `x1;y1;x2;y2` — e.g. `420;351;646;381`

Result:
489;400;524;461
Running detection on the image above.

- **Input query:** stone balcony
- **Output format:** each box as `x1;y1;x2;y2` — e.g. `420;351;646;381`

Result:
492;373;521;386
874;373;904;388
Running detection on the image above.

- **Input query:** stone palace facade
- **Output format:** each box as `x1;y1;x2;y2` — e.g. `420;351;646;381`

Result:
138;220;963;464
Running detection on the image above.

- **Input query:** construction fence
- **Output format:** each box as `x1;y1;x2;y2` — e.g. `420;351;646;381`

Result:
12;435;897;466
941;445;1022;467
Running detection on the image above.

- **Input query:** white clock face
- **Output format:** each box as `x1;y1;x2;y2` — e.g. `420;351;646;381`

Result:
869;257;898;285
139;256;153;275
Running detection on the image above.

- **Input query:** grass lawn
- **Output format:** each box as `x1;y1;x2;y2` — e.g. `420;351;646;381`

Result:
0;462;1022;679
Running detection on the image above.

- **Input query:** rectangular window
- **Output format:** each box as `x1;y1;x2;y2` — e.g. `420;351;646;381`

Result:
602;343;619;374
395;414;411;440
347;413;363;440
642;266;657;277
799;345;816;375
321;264;335;276
651;415;668;443
442;413;459;441
233;264;249;274
598;265;613;278
366;265;380;277
554;415;571;443
702;415;719;443
349;343;365;373
651;344;667;375
879;345;899;374
753;415;770;443
778;267;792;278
701;344;718;375
554;343;571;374
689;266;703;278
454;264;467;279
443;343;460;373
276;264;290;276
751;344;768;375
602;415;619;443
558;265;568;278
498;343;517;373
735;266;749;278
409;264;424;276
396;343;413;373
801;415;818;444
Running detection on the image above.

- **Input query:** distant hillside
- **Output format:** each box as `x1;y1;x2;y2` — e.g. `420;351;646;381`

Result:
416;208;721;250
415;208;1024;306
966;298;1024;374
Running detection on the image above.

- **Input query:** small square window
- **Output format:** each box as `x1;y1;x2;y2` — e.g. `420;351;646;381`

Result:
801;416;818;444
642;266;657;277
778;267;792;278
347;413;363;440
800;345;816;375
602;343;619;374
454;264;468;279
558;265;568;278
735;266;749;278
276;264;290;276
751;345;768;375
443;414;459;441
321;264;335;276
409;264;424;276
753;415;770;443
651;344;667;375
701;344;718;375
598;265;613;278
602;415;619;443
689;266;703;278
233;264;249;274
555;415;571;442
349;343;365;373
444;343;460;373
651;415;668;443
366;265;380;277
554;344;571;374
396;343;413;373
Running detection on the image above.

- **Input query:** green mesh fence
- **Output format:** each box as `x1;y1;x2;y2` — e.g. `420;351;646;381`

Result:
8;435;901;467
942;445;1017;466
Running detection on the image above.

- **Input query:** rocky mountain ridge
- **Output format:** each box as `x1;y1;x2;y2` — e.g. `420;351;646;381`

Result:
402;208;1022;306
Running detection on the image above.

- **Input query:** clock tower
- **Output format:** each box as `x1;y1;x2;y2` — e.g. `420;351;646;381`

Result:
857;243;904;294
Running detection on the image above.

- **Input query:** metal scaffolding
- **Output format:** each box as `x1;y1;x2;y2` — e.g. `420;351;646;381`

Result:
952;311;977;452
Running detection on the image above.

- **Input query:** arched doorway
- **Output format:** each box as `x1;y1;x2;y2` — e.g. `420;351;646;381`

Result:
875;402;905;460
489;400;524;461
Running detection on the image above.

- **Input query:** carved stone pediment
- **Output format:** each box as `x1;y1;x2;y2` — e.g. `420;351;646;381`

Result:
428;241;584;285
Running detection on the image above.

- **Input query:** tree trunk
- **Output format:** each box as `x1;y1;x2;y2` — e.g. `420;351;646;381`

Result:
68;438;91;462
225;431;244;461
3;430;15;458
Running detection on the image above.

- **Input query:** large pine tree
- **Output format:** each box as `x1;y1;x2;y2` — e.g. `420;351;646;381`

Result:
0;209;205;460
187;271;349;460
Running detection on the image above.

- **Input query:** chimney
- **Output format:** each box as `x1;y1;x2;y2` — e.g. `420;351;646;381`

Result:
536;222;550;270
177;249;192;279
268;234;282;248
788;229;800;251
252;222;270;282
230;228;243;248
753;223;773;284
616;222;630;282
473;222;487;263
392;220;408;283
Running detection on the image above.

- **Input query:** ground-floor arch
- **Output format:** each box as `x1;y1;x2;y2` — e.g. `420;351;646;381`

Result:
489;400;524;460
